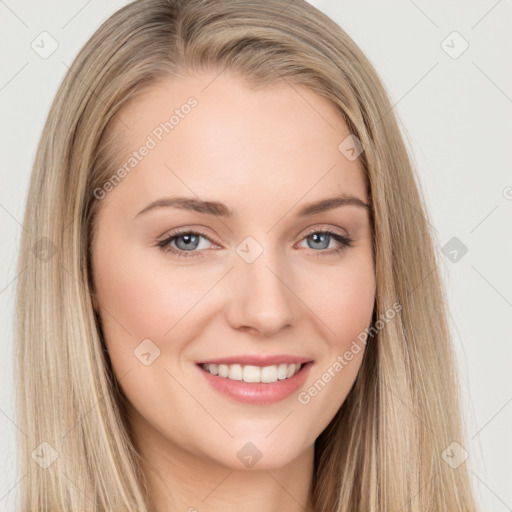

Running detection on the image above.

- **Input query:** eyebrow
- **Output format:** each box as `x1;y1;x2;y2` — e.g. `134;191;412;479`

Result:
134;194;371;219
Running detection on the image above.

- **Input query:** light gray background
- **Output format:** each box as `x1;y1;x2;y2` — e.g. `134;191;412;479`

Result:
1;1;511;510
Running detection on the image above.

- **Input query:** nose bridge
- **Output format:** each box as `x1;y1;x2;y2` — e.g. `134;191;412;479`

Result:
226;241;298;336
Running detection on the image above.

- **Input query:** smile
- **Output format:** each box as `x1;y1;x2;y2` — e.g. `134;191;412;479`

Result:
201;362;303;383
196;361;314;405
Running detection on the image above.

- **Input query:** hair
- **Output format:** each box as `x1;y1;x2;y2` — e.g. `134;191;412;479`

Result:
14;0;479;510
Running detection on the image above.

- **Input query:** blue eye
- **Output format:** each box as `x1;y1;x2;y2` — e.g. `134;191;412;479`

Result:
298;228;354;257
157;229;212;258
157;227;353;259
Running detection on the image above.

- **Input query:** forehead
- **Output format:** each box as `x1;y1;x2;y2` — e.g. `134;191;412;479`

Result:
102;70;367;216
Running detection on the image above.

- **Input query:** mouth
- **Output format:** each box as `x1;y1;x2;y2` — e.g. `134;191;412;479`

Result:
197;361;307;383
195;360;314;405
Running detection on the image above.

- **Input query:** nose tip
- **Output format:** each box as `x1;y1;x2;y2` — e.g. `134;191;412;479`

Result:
225;261;297;337
237;313;292;338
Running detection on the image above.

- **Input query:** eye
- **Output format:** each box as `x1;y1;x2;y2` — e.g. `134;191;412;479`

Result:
296;227;354;257
157;226;354;259
157;229;215;258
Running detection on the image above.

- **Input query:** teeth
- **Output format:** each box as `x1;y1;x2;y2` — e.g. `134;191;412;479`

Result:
229;364;243;381
202;362;303;383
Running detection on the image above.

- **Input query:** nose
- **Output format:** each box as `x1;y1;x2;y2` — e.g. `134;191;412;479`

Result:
225;251;299;337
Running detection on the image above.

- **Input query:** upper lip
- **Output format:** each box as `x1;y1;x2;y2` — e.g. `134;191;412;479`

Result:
196;354;313;367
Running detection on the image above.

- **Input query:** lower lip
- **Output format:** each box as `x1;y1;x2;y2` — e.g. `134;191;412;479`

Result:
196;362;314;405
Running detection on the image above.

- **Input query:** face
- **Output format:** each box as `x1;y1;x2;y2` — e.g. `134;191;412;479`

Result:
91;69;375;471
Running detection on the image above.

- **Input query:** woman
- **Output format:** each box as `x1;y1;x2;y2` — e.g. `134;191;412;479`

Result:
15;0;479;510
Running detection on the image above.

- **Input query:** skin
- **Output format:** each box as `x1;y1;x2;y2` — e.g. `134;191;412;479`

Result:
91;69;375;512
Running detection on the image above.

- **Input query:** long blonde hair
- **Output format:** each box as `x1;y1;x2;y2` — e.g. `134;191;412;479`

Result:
15;0;478;510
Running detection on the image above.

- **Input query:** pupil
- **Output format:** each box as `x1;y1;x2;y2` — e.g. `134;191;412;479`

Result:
177;234;198;250
310;233;328;249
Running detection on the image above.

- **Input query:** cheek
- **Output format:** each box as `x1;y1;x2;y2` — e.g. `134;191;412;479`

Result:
94;246;204;342
92;242;211;422
294;252;375;428
302;250;375;347
92;237;207;388
328;270;375;345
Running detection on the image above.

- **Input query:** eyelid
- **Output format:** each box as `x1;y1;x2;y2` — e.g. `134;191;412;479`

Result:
300;224;350;239
157;224;350;246
157;227;219;248
156;223;354;260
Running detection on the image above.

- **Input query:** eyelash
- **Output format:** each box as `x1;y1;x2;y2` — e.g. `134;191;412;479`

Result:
157;227;354;259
